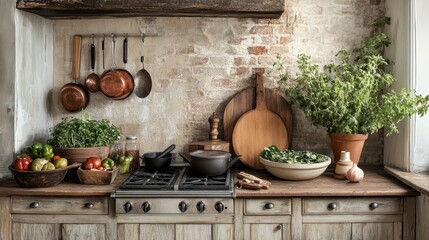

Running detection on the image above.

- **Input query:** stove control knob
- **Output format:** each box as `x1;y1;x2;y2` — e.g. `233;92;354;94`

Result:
196;201;206;213
178;201;188;213
142;201;151;213
123;201;133;213
215;201;225;213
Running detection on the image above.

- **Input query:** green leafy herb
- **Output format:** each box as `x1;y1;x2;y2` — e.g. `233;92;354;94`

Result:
47;113;120;148
260;145;329;164
271;16;429;135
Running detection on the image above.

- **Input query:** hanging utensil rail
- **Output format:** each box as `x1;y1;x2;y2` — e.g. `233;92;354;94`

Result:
78;33;158;38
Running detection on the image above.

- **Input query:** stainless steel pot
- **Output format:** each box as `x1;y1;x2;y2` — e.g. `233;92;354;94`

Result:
179;150;240;176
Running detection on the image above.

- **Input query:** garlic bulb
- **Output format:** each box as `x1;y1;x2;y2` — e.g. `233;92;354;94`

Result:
346;164;364;183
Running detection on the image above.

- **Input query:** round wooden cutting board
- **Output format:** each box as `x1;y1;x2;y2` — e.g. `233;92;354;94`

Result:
232;72;288;169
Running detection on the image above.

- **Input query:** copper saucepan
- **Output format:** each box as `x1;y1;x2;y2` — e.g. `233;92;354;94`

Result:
99;35;134;100
58;35;89;112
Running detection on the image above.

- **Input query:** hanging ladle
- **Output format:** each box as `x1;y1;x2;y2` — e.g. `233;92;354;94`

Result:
85;34;100;92
135;34;152;98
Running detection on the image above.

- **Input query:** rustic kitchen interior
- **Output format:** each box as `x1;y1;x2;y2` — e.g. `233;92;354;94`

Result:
1;0;429;239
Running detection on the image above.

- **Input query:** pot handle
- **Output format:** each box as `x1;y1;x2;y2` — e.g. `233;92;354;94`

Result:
227;155;241;169
179;153;192;164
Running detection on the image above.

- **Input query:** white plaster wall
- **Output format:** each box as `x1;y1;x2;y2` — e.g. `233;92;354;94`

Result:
384;0;410;170
14;12;53;154
0;0;16;177
412;0;429;171
385;0;429;172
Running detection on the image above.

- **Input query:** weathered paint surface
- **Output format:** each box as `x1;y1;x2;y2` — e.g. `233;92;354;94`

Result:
0;0;16;177
52;1;385;163
15;11;53;151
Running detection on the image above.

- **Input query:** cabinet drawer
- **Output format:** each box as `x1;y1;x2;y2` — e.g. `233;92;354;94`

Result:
303;197;403;215
244;199;291;215
11;196;108;215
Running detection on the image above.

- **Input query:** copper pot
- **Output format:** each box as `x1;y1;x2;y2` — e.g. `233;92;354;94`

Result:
100;36;134;100
58;35;90;112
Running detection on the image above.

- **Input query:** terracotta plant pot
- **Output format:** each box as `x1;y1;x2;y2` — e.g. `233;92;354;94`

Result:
53;147;110;164
329;133;368;164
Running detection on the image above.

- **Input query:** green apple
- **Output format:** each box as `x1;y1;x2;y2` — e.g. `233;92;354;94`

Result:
41;162;55;171
30;158;49;171
53;158;68;169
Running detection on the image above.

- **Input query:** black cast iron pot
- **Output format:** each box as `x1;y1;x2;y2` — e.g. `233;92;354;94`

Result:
179;150;241;176
142;152;174;171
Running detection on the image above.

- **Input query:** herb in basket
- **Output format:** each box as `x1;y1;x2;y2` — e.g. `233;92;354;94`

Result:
260;145;329;164
47;113;120;148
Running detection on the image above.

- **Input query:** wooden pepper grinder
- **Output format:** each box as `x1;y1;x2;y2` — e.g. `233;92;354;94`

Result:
209;112;221;141
189;112;230;152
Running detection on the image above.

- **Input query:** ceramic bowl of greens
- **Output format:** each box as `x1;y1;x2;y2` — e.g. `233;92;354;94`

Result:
259;145;331;180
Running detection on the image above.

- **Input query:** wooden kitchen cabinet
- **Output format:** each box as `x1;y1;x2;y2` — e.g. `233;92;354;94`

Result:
10;196;116;240
235;197;415;240
235;198;293;240
117;222;233;240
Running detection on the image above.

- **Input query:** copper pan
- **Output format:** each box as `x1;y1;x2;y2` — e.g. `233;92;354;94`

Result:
58;35;90;112
100;36;134;100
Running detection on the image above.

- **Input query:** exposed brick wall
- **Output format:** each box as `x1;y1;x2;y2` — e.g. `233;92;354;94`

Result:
53;0;385;165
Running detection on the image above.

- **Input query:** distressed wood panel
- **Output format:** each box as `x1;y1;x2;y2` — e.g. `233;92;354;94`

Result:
351;223;398;240
12;223;61;240
302;223;351;240
303;214;403;223
0;197;11;240
176;224;211;240
139;224;175;240
16;0;285;19
243;216;291;224
62;224;106;240
303;197;403;215
12;214;111;224
291;198;301;240
403;197;415;240
244;199;291;215
117;223;139;240
246;223;287;240
212;224;233;240
11;196;108;215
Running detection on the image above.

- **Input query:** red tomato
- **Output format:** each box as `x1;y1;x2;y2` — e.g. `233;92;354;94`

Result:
52;155;61;161
97;166;104;171
84;162;94;170
86;157;102;169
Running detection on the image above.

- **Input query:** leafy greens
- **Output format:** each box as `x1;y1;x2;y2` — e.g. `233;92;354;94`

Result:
260;145;329;164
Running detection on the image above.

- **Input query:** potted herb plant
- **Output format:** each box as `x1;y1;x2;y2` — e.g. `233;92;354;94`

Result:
272;17;429;164
47;112;120;164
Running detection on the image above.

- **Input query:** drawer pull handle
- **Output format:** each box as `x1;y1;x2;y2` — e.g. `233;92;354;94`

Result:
328;202;337;210
29;202;40;208
264;202;275;210
84;203;94;209
369;202;379;210
275;224;282;231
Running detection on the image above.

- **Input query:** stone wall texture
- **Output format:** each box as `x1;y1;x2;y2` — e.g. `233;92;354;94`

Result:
53;0;386;165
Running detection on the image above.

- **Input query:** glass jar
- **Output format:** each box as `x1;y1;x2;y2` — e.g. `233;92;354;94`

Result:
109;135;124;161
125;135;140;171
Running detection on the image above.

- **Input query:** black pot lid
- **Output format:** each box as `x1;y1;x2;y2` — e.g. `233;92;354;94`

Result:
189;150;231;159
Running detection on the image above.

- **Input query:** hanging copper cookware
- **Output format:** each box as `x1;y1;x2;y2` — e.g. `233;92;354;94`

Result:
58;35;90;112
99;35;134;100
84;35;100;92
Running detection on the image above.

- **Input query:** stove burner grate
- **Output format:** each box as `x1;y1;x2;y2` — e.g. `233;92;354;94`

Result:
119;168;180;190
179;169;231;190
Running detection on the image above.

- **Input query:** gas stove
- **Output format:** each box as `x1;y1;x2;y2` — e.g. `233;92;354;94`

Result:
111;166;234;215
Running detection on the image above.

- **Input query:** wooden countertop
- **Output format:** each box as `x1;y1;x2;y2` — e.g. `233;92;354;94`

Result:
385;166;429;196
0;173;130;197
0;167;418;198
234;166;419;197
